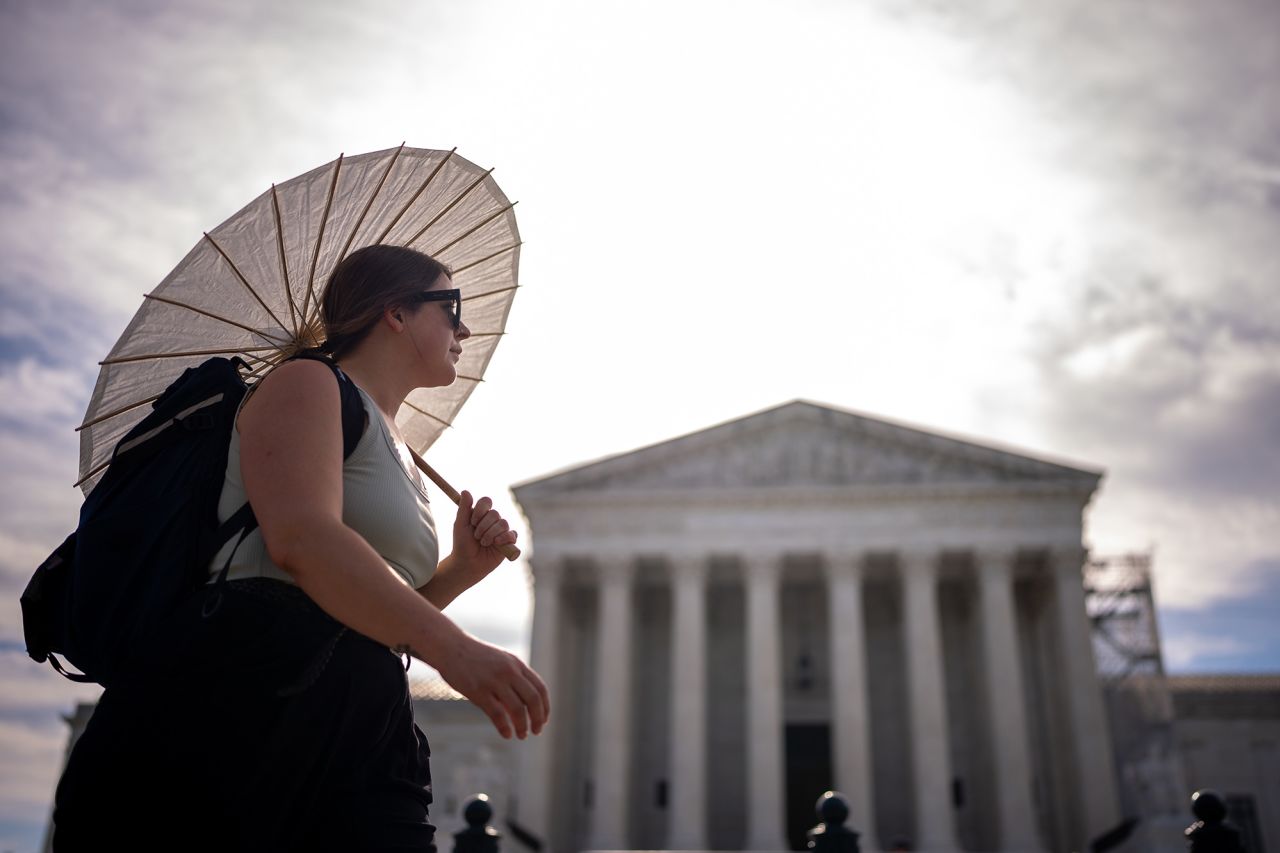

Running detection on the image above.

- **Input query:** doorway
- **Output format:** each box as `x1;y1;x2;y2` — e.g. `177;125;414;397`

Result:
785;723;833;850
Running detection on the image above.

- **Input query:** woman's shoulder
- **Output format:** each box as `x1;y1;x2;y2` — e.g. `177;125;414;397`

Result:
262;356;343;393
239;358;343;428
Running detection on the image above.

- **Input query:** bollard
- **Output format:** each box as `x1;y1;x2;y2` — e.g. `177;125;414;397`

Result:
806;790;862;853
1184;789;1245;853
453;793;502;853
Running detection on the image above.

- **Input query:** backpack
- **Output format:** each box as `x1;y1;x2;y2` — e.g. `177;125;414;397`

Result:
20;352;365;687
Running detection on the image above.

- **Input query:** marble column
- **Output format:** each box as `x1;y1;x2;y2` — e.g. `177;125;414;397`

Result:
824;553;878;851
517;555;564;842
744;553;788;851
900;550;958;852
1051;546;1120;839
668;555;709;850
589;555;636;850
975;549;1043;851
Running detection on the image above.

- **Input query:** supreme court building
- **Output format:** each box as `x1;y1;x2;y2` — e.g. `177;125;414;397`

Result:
510;400;1122;853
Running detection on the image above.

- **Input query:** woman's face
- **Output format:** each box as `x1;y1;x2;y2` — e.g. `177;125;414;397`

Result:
403;272;470;388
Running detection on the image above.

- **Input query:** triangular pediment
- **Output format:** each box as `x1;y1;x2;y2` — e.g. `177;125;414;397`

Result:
514;400;1100;497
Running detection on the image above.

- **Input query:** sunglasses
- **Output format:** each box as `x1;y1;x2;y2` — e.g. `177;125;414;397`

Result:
410;288;462;330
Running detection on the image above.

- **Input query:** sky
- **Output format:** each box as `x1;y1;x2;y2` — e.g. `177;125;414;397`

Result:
1;0;1278;849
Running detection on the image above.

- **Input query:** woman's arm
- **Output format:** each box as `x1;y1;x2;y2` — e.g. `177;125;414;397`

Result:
238;360;548;738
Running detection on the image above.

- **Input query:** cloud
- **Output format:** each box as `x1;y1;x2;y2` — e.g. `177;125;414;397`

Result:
0;420;82;533
1;1;465;339
0;716;67;811
0;1;1276;842
0;359;88;424
0;653;101;852
872;0;1280;611
1020;258;1280;607
0;531;58;595
1031;271;1280;496
0;653;101;714
1158;559;1280;671
883;0;1280;161
0;427;83;649
1162;633;1252;672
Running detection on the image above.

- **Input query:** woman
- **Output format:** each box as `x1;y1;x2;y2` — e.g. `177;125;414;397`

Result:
53;245;548;851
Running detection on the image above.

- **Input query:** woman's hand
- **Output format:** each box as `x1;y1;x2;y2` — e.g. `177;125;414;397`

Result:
447;490;518;581
430;632;549;739
417;492;519;610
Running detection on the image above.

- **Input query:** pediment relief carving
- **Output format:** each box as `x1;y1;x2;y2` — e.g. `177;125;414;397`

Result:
518;403;1098;496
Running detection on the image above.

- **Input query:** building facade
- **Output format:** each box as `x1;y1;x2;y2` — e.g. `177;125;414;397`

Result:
1168;674;1280;851
510;401;1121;852
45;401;1279;851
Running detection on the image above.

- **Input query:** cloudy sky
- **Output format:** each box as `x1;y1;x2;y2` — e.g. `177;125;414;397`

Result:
2;0;1277;849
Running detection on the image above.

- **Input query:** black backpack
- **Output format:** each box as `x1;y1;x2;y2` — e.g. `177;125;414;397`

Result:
20;352;364;687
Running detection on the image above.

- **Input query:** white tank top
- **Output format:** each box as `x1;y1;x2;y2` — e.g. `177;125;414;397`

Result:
208;381;439;589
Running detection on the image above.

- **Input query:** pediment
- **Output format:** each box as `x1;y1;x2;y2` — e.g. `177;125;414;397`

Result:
515;401;1099;497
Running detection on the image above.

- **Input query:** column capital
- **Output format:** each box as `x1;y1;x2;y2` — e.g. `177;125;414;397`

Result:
972;546;1019;581
971;544;1019;563
668;553;711;583
595;553;637;585
821;551;867;583
740;552;784;582
530;554;566;585
897;548;941;579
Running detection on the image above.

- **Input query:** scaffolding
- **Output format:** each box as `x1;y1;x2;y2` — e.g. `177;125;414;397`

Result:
1086;552;1187;823
1085;552;1165;682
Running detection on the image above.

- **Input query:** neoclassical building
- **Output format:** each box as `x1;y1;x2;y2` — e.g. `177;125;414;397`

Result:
46;400;1279;851
510;400;1121;852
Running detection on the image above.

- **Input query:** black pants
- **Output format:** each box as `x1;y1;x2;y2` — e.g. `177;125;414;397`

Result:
53;579;436;852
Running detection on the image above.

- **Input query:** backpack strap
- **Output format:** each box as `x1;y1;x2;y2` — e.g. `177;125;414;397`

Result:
205;352;367;608
287;351;367;459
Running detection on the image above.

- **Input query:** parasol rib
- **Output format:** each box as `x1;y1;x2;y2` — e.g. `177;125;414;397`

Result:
143;294;291;345
271;183;300;339
302;153;345;326
78;147;521;501
463;284;519;302
245;364;274;383
450;242;521;275
202;232;289;333
428;201;518;259
241;351;282;374
75;393;162;432
374;148;456;245
101;345;278;366
244;350;291;383
336;143;405;264
402;399;452;427
237;351;277;368
74;458;113;489
404;168;495;250
90;352;288;415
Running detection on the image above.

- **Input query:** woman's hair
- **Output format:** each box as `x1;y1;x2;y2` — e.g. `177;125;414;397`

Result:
317;244;452;360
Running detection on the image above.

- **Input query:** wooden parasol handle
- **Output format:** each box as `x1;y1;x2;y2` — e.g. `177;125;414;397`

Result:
409;449;521;561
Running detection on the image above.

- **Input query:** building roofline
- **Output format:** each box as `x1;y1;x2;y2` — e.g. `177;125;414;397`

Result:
513;398;1103;493
1164;673;1280;691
